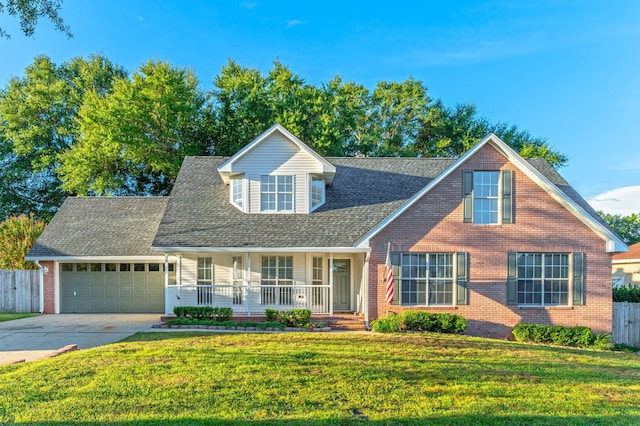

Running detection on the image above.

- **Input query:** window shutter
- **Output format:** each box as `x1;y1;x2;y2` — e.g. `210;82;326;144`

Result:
573;252;584;306
462;170;473;223
456;252;468;305
391;252;401;305
502;170;513;224
507;252;518;305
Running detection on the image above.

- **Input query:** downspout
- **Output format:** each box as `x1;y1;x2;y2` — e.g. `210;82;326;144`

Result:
34;260;44;313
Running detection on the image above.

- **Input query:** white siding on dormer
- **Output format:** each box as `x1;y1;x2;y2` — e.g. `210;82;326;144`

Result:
232;133;322;214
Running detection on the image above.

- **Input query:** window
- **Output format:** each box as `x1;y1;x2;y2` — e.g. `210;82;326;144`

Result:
462;170;512;224
197;257;213;305
232;256;244;305
134;263;145;272
399;253;454;306
61;263;73;272
312;256;324;305
261;175;293;212
612;277;625;288
105;263;117;272
261;256;293;305
148;263;160;272
310;177;324;210
77;263;88;272
119;263;131;272
231;177;243;209
473;171;499;224
516;253;569;306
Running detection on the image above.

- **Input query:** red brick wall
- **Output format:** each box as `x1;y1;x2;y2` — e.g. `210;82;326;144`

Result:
41;261;56;314
369;144;612;338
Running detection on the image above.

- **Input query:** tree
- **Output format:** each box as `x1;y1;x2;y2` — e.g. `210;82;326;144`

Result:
599;212;640;246
0;0;71;39
413;102;567;167
0;54;125;219
58;60;210;195
0;213;46;269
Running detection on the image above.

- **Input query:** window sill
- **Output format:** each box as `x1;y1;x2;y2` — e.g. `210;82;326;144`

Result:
517;306;574;310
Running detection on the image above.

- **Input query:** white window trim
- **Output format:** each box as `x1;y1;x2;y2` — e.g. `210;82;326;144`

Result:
473;170;500;225
260;175;295;213
516;252;570;307
398;252;456;307
230;177;245;211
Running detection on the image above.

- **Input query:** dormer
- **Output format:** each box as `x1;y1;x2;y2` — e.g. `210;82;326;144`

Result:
218;124;336;214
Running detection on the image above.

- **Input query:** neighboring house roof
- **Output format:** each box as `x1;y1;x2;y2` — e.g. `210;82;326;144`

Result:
26;197;168;259
151;156;455;251
356;134;627;252
217;124;337;184
613;242;640;262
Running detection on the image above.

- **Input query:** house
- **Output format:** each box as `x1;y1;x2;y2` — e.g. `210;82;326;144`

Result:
612;242;640;288
26;124;627;338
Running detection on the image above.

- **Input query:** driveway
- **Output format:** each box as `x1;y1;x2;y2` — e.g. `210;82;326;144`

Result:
0;314;159;364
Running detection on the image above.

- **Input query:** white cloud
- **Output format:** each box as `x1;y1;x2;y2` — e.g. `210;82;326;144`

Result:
587;185;640;215
285;20;304;29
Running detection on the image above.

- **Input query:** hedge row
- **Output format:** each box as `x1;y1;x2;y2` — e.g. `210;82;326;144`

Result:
370;310;468;334
173;306;233;321
613;284;640;303
512;323;612;350
265;308;311;328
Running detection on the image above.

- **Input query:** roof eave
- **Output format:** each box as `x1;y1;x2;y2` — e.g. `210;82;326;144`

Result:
151;246;369;253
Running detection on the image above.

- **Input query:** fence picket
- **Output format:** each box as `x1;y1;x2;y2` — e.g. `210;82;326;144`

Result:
613;302;640;347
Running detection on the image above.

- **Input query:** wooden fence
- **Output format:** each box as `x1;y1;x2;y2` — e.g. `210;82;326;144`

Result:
613;302;640;347
0;270;39;313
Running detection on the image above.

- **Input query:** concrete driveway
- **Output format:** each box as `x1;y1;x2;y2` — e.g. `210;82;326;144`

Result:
0;314;160;364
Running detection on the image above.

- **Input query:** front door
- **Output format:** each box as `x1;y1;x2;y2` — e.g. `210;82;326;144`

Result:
332;259;351;311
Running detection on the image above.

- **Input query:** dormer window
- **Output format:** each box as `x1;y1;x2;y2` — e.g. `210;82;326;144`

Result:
230;177;244;210
261;175;294;212
310;176;325;211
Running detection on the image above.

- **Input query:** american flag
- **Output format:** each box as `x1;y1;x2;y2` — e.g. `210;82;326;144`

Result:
385;243;394;304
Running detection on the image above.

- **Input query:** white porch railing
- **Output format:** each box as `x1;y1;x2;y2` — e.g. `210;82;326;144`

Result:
166;284;331;315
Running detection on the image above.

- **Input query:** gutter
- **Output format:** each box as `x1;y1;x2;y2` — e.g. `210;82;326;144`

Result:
34;260;44;313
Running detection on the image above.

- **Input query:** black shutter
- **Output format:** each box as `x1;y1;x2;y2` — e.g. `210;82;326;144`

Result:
573;252;584;306
507;252;518;305
462;170;473;223
391;252;401;305
456;252;468;305
502;170;513;224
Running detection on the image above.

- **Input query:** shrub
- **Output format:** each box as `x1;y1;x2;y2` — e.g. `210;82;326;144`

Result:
399;311;467;334
370;313;402;332
264;309;311;327
173;306;232;321
512;324;611;350
613;284;640;303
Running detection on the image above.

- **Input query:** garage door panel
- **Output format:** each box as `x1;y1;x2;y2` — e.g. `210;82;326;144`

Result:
60;263;165;313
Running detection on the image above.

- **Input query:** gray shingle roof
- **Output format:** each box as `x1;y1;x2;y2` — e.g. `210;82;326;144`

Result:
27;197;168;258
151;157;456;248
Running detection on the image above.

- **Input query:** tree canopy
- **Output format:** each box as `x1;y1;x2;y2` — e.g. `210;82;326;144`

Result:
0;55;569;221
0;0;71;39
599;212;640;246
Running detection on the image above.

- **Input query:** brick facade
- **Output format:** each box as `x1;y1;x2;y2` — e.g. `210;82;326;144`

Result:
369;144;613;338
41;261;56;314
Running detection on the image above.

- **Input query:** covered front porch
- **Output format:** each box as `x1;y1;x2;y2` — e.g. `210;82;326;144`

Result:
162;250;369;317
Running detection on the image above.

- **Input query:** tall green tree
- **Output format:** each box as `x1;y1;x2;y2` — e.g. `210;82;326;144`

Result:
599;212;640;246
0;213;46;269
58;60;210;195
0;0;71;38
0;54;125;219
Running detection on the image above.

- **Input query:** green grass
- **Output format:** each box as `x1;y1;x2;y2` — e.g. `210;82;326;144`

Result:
0;313;38;322
1;332;639;425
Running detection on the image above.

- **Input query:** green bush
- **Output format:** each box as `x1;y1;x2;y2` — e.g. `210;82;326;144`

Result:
264;309;311;327
512;323;611;349
399;311;467;334
370;313;402;332
613;284;640;303
173;306;232;321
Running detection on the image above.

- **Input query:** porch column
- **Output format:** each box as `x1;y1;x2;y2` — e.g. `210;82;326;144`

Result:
364;251;370;328
164;253;170;315
329;253;334;316
246;254;251;317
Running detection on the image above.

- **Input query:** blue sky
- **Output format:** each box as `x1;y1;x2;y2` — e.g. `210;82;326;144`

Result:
1;1;639;214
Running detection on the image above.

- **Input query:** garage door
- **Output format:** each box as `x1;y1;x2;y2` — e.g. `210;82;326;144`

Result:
60;262;174;313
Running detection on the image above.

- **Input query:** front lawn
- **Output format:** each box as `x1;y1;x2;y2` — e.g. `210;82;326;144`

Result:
0;313;38;323
0;332;639;424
